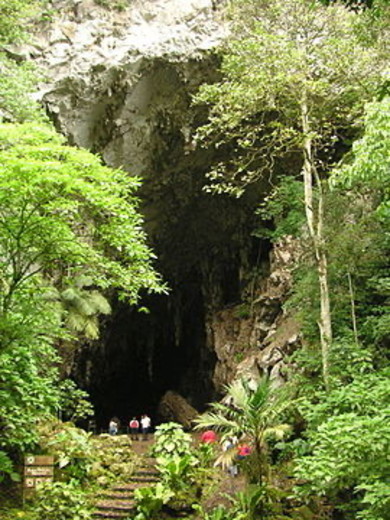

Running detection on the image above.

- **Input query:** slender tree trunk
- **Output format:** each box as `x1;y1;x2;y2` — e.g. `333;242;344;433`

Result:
347;272;359;345
254;436;263;486
301;93;332;388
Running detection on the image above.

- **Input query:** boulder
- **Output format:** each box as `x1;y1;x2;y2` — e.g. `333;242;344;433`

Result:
157;390;198;429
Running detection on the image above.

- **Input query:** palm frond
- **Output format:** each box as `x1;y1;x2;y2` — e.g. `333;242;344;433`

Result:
263;423;291;441
74;275;94;288
83;318;99;339
88;291;111;314
214;447;237;469
194;412;239;433
60;287;79;304
226;379;250;409
65;312;88;333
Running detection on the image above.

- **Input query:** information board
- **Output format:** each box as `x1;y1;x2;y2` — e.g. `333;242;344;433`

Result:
24;455;54;496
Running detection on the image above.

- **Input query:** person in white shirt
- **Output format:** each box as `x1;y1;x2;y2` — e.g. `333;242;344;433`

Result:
140;414;151;440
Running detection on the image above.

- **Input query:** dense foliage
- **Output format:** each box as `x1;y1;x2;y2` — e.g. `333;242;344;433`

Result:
0;123;165;313
0;0;165;498
0;0;389;519
0;122;166;462
193;1;389;519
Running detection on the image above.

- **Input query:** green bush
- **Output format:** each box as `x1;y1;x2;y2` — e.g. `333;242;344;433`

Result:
193;504;234;520
134;483;174;520
294;369;390;520
34;480;92;520
38;421;95;482
151;422;192;459
157;453;203;511
90;435;139;487
0;451;20;483
59;380;94;423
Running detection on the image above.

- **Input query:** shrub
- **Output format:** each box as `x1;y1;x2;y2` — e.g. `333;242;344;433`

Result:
37;420;95;482
151;422;192;459
134;483;174;520
34;480;92;520
89;435;139;487
0;451;20;483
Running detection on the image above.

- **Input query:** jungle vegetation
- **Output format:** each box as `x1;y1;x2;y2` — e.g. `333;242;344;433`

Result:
0;0;389;520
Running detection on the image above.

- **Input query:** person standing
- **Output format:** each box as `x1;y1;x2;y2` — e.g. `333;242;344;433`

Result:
109;417;119;435
140;414;151;441
222;437;238;477
129;416;139;441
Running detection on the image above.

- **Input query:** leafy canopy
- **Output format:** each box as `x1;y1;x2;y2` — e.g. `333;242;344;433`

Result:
332;96;390;213
0;122;166;320
0;0;46;122
195;0;387;196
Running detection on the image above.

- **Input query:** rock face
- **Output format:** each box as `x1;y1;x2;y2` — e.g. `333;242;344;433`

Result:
31;0;225;76
25;0;226;175
208;237;302;392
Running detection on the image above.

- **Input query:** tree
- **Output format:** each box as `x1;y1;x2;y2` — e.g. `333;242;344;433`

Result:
0;0;46;122
0;122;166;332
194;378;291;484
295;369;390;520
332;96;390;211
0;122;166;455
0;284;63;452
331;96;390;354
194;0;388;386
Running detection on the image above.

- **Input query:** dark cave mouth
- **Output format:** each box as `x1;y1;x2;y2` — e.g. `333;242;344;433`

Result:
83;180;273;431
87;285;216;431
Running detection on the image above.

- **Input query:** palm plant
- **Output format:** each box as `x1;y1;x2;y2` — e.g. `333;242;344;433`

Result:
49;275;111;339
194;377;291;484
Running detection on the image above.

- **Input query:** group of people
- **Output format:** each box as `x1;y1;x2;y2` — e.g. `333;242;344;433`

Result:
200;429;251;477
108;414;152;440
107;419;248;475
129;414;151;440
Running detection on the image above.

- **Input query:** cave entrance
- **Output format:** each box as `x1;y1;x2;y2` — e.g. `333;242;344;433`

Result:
82;188;271;431
87;278;215;431
85;240;270;431
50;54;275;431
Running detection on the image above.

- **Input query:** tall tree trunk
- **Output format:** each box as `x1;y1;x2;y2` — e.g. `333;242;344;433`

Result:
301;93;332;388
347;272;359;345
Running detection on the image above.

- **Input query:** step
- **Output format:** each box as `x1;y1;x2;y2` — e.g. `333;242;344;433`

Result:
113;482;147;491
95;499;136;511
129;475;159;483
136;461;156;468
134;470;158;476
97;491;135;500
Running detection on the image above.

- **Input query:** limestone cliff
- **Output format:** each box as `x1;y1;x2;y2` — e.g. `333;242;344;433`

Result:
25;0;226;172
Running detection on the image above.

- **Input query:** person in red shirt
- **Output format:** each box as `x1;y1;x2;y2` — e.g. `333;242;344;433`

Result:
237;443;251;459
200;429;217;444
129;417;139;441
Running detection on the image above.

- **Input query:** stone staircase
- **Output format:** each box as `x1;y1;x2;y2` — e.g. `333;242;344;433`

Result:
93;453;159;519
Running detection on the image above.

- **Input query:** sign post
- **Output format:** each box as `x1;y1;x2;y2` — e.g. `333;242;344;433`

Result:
23;455;54;499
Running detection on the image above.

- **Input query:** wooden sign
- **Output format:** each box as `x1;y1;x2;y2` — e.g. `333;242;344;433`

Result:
23;455;54;496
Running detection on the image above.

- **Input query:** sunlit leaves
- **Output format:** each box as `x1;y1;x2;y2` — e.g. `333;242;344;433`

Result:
332;97;390;204
0;122;166;314
0;0;41;45
194;0;387;194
